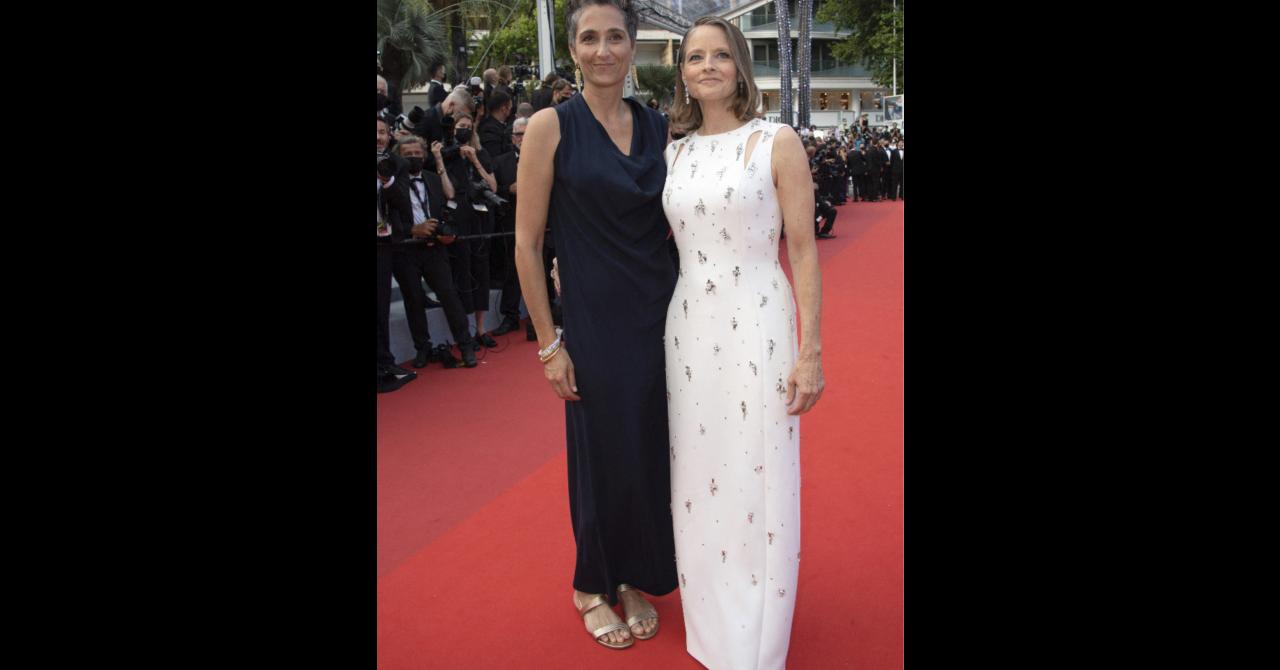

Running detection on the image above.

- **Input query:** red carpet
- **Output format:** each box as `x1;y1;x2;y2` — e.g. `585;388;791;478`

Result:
378;200;903;669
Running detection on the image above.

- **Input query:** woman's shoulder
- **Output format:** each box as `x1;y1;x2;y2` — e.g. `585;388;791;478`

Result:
751;118;792;137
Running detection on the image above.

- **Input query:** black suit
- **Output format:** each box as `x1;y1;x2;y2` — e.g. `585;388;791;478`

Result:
427;80;447;109
866;148;885;201
443;146;497;315
847;150;869;201
888;149;903;201
478;114;512;159
879;148;893;198
378;180;403;371
385;171;476;353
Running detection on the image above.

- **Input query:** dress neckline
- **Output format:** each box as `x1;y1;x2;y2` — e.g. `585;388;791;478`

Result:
691;118;761;139
578;94;641;158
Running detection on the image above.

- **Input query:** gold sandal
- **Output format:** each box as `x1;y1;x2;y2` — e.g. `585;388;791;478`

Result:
574;593;634;650
617;584;660;640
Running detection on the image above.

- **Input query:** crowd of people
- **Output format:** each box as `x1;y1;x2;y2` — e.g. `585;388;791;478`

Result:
378;67;577;392
377;66;901;393
799;123;904;240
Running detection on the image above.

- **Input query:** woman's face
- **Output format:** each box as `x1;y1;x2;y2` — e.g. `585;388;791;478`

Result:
682;24;739;106
570;6;634;89
455;117;473;132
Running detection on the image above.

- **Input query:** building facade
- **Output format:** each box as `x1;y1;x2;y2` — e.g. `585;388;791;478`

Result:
723;0;891;128
399;0;894;129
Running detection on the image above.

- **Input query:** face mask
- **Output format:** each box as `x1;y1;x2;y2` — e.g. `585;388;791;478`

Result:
454;128;473;144
377;93;388;110
406;157;425;173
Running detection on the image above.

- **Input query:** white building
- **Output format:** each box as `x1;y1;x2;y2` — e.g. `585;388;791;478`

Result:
399;0;894;129
631;0;894;128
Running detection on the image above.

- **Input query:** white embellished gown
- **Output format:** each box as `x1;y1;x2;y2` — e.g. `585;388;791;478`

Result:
662;118;801;670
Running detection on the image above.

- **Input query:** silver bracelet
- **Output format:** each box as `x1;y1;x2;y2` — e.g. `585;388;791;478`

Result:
537;332;563;359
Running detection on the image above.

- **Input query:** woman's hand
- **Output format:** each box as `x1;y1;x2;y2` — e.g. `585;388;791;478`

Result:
785;355;824;415
544;347;581;401
431;141;444;160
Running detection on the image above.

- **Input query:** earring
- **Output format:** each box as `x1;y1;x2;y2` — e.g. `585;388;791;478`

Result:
575;65;583;90
683;80;690;105
630;62;639;89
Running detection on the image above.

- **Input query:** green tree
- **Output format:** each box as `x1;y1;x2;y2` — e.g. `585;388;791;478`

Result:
378;0;449;108
635;64;678;107
472;0;571;72
817;0;904;93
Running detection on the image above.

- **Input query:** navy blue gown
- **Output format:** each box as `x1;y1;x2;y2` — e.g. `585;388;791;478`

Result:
549;94;678;604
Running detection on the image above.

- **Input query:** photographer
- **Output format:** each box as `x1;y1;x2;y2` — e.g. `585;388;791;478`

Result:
406;87;473;148
819;145;846;204
815;193;838;240
378;75;396;119
442;111;502;349
490;116;526;337
530;72;560;111
391;136;480;369
847;141;869;202
478;88;514;159
378;116;417;392
805;142;838;239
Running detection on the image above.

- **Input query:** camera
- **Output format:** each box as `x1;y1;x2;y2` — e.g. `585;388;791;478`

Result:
426;208;458;244
439;134;463;162
471;180;508;209
513;63;536;80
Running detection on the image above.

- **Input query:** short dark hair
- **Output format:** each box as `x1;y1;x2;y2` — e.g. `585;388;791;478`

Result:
566;0;638;45
488;89;512;113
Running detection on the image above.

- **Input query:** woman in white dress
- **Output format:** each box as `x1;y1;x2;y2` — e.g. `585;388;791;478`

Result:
662;16;826;670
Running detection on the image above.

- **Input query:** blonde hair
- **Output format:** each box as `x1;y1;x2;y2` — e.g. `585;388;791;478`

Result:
451;112;482;149
670;16;761;133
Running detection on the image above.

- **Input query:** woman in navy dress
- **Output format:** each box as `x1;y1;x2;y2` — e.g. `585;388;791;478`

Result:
514;0;675;651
